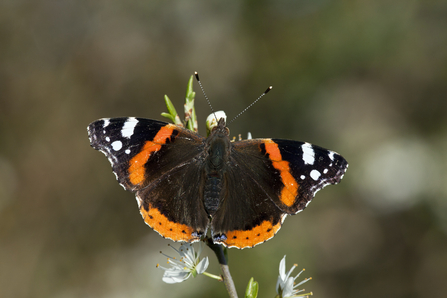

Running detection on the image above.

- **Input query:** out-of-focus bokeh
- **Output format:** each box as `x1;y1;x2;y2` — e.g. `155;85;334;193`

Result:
1;1;446;297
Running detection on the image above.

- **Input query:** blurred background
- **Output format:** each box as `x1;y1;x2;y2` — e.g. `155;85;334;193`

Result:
1;0;447;297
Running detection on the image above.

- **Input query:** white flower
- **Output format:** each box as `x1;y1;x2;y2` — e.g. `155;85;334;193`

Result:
206;111;227;131
276;256;312;298
157;243;209;284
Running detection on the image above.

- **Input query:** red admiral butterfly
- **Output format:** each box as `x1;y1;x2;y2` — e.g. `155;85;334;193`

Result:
88;108;347;249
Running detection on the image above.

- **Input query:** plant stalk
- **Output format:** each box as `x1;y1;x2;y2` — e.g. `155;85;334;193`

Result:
206;238;238;298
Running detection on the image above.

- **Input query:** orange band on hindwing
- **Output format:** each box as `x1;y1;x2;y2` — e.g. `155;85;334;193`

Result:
224;220;281;248
128;125;175;185
263;140;299;207
140;204;197;242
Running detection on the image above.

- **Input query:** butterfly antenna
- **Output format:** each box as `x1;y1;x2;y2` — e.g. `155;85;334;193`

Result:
195;72;218;121
229;86;272;124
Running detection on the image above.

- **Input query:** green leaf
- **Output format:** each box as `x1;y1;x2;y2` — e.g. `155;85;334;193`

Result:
244;277;259;298
164;95;177;116
185;74;195;103
160;112;175;123
162;95;182;126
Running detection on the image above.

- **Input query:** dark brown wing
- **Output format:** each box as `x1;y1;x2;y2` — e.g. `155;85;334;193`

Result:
211;138;348;248
88;117;210;242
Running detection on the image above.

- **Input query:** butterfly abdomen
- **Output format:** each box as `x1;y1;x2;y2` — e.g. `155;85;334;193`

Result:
203;174;222;215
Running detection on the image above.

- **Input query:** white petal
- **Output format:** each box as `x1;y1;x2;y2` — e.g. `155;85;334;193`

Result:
195;257;209;274
276;256;287;293
282;277;295;297
279;255;287;278
162;269;190;284
276;277;282;294
181;244;196;265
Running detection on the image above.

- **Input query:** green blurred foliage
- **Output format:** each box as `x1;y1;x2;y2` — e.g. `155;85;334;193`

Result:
1;1;447;297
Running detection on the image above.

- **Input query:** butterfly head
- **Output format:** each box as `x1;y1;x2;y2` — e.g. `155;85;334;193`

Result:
212;117;230;137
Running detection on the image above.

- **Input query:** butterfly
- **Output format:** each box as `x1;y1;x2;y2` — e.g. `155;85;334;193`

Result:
88;112;347;249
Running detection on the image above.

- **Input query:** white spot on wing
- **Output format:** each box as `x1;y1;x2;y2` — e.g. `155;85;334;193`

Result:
328;151;335;161
125;149;131;154
105;136;110;142
310;169;321;181
103;118;110;128
135;195;142;208
300;175;306;180
301;143;315;165
111;140;122;151
323;168;329;174
121;117;138;138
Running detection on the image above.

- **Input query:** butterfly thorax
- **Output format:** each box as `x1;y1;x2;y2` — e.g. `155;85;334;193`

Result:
203;118;231;216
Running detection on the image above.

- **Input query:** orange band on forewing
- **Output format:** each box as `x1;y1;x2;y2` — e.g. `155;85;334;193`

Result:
276;162;298;206
264;140;282;160
128;141;161;185
153;125;176;143
263;140;299;207
140;204;195;241
128;125;175;186
224;220;281;248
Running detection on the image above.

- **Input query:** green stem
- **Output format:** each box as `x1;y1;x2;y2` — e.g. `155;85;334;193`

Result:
293;292;313;297
206;238;238;298
202;271;223;281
